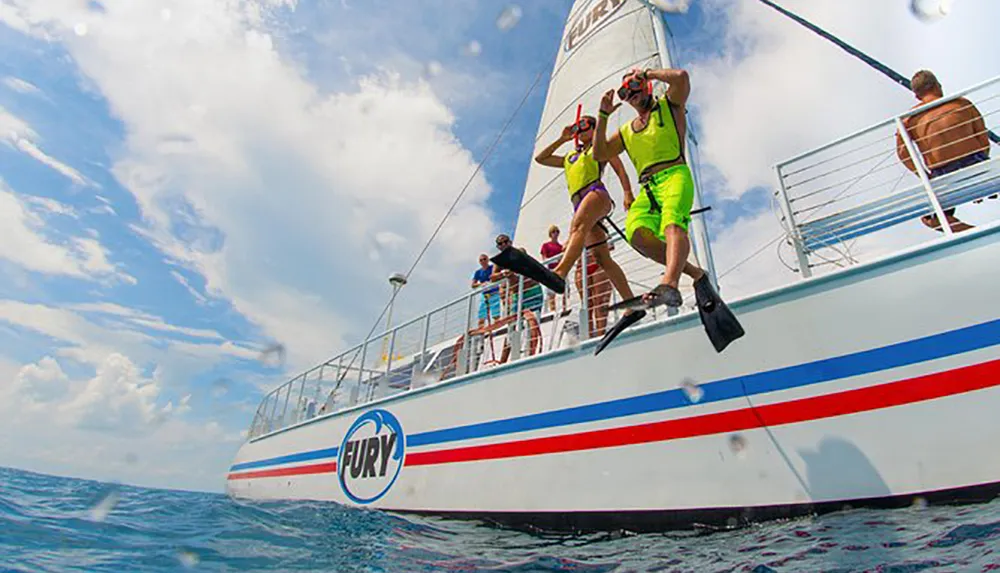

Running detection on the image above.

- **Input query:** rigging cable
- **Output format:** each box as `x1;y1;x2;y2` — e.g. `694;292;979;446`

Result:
330;64;551;389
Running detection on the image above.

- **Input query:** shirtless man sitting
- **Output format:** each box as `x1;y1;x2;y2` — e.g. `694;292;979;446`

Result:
896;69;992;233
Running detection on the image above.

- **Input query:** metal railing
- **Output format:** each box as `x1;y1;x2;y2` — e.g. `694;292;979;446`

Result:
774;74;1000;278
246;234;672;440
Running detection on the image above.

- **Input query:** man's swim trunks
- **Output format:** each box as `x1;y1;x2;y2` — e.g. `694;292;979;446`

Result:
624;163;694;243
929;151;990;216
510;283;545;315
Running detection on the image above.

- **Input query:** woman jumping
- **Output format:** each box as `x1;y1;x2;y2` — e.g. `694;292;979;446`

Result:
533;111;645;344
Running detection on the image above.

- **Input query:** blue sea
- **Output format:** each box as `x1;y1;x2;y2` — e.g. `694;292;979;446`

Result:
2;467;999;572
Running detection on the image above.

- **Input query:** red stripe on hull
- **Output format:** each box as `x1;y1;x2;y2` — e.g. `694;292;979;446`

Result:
404;359;1000;467
227;359;1000;478
228;461;337;480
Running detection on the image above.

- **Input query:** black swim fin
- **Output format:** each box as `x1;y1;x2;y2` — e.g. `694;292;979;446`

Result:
491;246;566;294
594;310;646;356
606;294;646;312
606;283;683;312
693;275;745;353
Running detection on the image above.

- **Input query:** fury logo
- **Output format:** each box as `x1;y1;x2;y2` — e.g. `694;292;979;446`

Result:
340;434;397;479
563;0;626;52
338;409;405;504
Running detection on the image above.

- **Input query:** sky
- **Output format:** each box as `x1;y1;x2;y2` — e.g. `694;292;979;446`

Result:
0;0;998;493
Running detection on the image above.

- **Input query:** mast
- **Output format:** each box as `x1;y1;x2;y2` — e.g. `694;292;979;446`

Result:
647;7;719;289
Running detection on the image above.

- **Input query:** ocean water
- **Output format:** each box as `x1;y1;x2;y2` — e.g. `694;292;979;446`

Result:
2;467;999;573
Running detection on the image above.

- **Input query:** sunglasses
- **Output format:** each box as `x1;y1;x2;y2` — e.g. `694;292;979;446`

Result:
496;237;511;248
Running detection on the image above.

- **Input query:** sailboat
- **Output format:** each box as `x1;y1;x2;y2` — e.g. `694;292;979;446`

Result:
225;0;1000;532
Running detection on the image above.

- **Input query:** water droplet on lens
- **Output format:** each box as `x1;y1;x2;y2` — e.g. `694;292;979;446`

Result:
728;434;747;458
912;496;928;510
89;488;120;522
647;0;692;13
411;370;438;389
161;8;172;21
259;343;286;367
211;378;231;398
910;0;953;22
124;452;138;464
680;378;703;403
462;40;482;57
424;60;443;77
726;517;738;528
148;410;169;428
178;550;200;568
496;5;522;31
567;333;580;351
73;22;88;36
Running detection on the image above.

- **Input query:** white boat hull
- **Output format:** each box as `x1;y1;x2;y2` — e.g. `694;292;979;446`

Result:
227;224;1000;531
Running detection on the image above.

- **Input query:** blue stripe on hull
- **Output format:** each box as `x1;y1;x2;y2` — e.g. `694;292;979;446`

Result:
407;318;1000;447
232;318;1000;472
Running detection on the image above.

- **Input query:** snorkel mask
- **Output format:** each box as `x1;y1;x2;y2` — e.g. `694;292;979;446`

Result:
618;69;653;105
570;104;596;150
571;117;596;135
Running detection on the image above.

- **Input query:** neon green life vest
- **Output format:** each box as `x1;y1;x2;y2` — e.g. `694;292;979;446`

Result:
619;95;683;178
563;146;601;197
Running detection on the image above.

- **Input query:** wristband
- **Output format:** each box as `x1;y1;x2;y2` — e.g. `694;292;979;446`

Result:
599;110;609;119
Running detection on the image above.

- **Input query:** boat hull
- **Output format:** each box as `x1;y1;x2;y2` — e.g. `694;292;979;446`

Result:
227;224;1000;532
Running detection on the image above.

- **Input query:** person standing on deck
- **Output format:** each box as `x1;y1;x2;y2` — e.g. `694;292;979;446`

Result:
539;225;566;313
471;253;501;328
895;69;993;234
491;235;542;363
592;67;706;308
533;112;641;330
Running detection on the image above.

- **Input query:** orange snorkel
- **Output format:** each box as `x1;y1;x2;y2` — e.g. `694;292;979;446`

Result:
573;103;582;150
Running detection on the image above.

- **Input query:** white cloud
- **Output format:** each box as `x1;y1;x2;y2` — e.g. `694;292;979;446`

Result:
89;195;117;216
128;316;223;341
6;353;176;435
691;0;1000;293
170;270;209;305
22;194;77;217
692;0;1000;197
0;3;31;34
0;299;266;490
1;0;502;373
0;353;240;492
0;105;91;186
73;236;133;282
0;300;256;377
0;181;132;283
3;76;40;95
13;356;71;404
62;353;168;433
68;301;226;341
0;104;35;139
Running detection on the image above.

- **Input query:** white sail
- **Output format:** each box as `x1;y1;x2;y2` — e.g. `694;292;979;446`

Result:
513;0;715;296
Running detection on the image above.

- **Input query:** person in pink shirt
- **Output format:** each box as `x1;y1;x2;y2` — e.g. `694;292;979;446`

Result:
539;225;565;312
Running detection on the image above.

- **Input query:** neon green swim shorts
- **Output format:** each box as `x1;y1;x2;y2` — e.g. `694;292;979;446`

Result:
624;164;695;243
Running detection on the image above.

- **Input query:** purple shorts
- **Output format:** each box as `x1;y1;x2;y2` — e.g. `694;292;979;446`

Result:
571;181;612;213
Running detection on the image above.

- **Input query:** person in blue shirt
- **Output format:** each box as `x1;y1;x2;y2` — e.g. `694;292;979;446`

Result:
472;253;501;328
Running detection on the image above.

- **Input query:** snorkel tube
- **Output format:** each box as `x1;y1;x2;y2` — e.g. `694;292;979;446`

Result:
574;103;583;151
